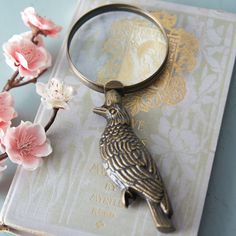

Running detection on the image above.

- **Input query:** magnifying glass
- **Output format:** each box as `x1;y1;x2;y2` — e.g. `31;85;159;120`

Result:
67;3;168;93
67;4;175;233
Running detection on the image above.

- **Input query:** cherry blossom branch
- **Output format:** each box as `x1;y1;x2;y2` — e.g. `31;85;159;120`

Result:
0;107;60;162
2;70;19;92
14;76;24;84
31;31;40;44
0;7;62;171
0;153;8;162
31;29;46;44
11;78;37;88
44;108;59;132
2;69;47;92
2;28;48;92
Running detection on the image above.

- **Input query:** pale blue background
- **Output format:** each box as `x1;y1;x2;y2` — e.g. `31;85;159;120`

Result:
0;0;235;235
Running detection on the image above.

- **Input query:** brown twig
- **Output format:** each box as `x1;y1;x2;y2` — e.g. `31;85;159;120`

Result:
31;31;40;45
2;70;19;92
0;152;8;162
10;77;38;88
31;30;46;45
44;108;59;132
9;70;19;83
14;76;24;84
3;69;47;91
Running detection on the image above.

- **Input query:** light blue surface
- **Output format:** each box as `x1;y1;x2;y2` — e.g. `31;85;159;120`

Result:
0;0;235;235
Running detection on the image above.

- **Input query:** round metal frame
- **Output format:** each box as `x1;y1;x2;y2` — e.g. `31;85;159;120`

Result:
67;3;169;94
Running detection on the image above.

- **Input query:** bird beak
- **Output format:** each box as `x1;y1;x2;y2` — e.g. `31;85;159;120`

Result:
93;106;107;116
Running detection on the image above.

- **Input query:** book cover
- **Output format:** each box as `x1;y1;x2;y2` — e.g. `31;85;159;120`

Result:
1;0;236;235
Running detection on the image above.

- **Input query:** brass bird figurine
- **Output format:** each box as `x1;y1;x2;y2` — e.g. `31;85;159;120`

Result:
93;86;175;233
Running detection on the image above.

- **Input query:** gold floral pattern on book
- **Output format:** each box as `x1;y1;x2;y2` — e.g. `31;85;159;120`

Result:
97;11;199;115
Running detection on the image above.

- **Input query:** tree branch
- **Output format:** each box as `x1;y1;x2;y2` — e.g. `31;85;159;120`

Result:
31;30;46;45
10;77;37;88
4;69;47;91
0;152;8;162
2;70;19;92
44;108;59;132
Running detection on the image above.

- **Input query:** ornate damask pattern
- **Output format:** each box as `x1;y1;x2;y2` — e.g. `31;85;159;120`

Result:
122;11;199;115
97;18;168;86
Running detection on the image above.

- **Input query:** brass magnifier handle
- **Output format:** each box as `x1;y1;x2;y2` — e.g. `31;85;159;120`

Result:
67;4;175;233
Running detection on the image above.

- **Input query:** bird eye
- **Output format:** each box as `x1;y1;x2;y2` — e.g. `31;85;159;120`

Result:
110;108;117;114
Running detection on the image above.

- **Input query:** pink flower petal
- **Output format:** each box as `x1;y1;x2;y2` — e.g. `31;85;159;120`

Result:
0;129;6;153
21;7;62;37
15;52;29;69
0;92;14;106
21;7;35;27
0;121;11;133
3;33;51;77
25;122;47;145
7;147;22;165
32;139;52;157
18;65;39;78
3;121;52;170
0;107;16;122
22;155;42;171
28;46;50;71
0;92;16;131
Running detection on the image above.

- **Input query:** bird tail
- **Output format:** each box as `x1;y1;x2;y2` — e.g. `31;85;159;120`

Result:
147;200;175;233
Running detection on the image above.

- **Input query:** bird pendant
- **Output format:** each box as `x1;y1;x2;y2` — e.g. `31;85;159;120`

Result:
93;88;175;233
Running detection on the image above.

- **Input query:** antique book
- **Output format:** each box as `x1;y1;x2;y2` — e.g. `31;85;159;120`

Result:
1;0;236;235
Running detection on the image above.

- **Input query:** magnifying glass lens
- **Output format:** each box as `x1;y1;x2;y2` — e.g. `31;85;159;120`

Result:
69;11;167;87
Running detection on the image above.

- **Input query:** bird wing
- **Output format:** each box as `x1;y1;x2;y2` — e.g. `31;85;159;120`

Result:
100;126;164;203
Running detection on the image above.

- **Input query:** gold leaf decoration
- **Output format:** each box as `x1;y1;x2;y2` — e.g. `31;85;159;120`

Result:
97;18;168;86
124;11;199;115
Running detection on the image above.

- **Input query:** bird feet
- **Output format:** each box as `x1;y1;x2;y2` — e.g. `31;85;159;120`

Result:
122;188;136;208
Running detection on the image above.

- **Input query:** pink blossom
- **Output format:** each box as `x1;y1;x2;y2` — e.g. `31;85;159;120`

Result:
3;32;51;78
0;121;11;134
21;7;62;37
2;121;52;170
0;92;17;133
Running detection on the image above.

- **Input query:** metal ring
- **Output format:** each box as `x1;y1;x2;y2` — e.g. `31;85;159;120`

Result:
67;3;169;94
